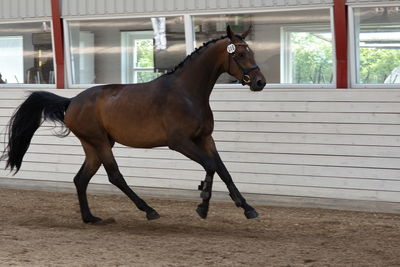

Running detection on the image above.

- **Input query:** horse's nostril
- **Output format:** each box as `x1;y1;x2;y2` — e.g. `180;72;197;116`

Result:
257;80;266;88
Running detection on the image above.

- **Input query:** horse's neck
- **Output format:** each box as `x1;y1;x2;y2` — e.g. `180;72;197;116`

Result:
174;40;226;102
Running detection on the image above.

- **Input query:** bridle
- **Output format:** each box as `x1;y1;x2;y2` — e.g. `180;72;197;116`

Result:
227;42;260;85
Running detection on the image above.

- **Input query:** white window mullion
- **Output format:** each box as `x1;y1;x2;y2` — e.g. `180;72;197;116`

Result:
184;14;195;55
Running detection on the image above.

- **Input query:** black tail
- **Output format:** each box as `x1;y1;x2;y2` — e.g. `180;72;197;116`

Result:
1;91;71;173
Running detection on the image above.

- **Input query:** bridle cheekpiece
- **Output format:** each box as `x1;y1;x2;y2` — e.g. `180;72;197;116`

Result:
227;42;260;85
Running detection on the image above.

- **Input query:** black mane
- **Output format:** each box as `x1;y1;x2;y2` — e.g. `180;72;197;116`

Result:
165;34;244;75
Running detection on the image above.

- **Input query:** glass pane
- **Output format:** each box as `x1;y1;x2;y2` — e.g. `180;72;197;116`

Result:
68;16;186;84
288;31;333;84
134;39;154;68
192;9;333;84
0;22;54;84
354;7;400;84
0;36;23;84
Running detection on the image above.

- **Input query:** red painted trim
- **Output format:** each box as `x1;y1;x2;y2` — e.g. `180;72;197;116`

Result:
51;0;64;89
333;0;348;89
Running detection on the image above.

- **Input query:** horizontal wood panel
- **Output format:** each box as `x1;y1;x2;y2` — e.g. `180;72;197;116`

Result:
213;132;400;147
2;130;399;147
8;161;400;192
210;90;400;102
24;135;400;158
214;122;400;135
3;89;400;102
22;152;400;180
213;111;400;124
210;101;400;113
3;111;400;125
4;120;400;136
20;144;400;169
3;99;400;113
6;169;400;203
2;89;400;109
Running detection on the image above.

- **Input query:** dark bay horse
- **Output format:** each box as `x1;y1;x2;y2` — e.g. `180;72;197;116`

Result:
1;26;266;223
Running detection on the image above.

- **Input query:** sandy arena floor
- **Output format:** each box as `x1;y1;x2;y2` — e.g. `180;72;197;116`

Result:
0;187;399;266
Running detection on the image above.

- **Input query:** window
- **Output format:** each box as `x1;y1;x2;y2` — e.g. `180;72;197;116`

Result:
67;16;186;86
121;31;161;83
0;36;23;84
352;6;400;85
192;9;334;85
282;27;333;84
0;22;55;85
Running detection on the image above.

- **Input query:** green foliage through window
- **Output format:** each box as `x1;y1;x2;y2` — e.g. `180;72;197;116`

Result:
359;48;400;84
290;32;333;84
135;39;154;68
133;38;161;83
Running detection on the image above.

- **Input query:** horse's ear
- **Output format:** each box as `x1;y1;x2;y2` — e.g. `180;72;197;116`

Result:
226;25;234;40
241;25;252;39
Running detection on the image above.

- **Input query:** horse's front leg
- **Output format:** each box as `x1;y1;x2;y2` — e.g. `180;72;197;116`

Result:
213;151;259;219
196;136;258;219
196;171;215;219
168;135;217;218
194;136;219;219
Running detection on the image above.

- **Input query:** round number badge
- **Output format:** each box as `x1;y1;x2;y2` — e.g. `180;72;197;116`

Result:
227;44;236;54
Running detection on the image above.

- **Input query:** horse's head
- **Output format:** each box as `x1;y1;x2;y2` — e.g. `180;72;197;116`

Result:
224;25;266;91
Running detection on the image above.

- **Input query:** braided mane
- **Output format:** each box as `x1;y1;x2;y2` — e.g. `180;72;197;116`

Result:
165;34;243;75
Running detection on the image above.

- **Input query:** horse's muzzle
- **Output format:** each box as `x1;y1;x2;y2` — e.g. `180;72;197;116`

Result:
250;74;266;91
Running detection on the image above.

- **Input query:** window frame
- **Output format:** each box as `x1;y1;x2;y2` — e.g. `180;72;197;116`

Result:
63;6;336;89
0;19;57;88
348;4;400;88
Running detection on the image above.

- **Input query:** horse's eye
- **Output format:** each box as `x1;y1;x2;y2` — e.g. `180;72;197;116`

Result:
238;53;245;58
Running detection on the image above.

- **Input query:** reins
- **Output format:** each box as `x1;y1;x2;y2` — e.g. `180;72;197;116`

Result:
227;42;260;85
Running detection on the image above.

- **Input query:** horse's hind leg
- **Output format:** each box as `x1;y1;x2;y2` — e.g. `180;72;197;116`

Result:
96;145;160;220
73;141;101;223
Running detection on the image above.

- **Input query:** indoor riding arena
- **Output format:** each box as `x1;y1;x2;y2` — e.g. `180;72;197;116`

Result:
1;0;400;266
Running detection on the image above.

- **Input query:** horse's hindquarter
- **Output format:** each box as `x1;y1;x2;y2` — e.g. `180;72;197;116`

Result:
65;84;168;148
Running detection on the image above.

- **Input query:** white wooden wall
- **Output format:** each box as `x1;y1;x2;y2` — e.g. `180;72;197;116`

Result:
1;88;400;203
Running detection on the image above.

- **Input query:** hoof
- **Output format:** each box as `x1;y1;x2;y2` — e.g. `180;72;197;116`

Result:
200;191;210;200
146;210;160;220
196;205;208;219
244;209;259;219
83;216;103;224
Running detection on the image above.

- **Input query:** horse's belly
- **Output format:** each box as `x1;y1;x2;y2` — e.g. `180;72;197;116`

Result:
105;120;168;148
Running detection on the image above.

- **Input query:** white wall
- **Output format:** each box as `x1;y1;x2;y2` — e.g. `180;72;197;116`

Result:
1;0;397;21
0;0;51;20
60;0;333;17
0;0;332;21
1;88;400;204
